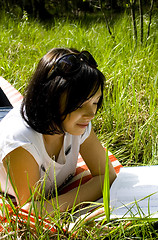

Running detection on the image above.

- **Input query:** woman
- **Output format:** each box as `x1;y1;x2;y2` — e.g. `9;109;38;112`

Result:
0;48;116;215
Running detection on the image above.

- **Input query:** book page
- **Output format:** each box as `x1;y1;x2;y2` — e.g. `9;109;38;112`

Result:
110;165;158;218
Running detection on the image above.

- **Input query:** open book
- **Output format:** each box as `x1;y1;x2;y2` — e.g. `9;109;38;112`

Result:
110;165;158;218
73;165;158;222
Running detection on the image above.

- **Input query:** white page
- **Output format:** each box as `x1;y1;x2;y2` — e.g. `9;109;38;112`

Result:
110;165;158;218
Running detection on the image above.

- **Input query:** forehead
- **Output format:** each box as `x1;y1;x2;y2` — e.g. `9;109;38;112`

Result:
88;86;102;100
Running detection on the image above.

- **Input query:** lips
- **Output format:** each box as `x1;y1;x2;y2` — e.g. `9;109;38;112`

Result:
77;123;89;128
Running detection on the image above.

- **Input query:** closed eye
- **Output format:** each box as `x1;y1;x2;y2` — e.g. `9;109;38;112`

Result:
78;94;101;109
93;96;101;105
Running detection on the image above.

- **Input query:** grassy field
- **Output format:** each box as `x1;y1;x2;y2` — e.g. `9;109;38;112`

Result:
0;10;158;239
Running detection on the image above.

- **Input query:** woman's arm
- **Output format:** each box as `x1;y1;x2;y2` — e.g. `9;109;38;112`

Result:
80;127;117;186
3;147;40;205
2;147;103;214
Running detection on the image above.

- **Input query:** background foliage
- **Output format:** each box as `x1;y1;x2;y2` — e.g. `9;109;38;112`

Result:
0;0;156;19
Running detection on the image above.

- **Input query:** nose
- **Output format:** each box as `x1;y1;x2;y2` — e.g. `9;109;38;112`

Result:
83;106;96;120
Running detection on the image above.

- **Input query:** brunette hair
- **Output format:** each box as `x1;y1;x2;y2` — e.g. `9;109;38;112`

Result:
21;47;105;134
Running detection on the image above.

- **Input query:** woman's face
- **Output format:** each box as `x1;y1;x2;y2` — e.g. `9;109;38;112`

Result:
62;87;102;135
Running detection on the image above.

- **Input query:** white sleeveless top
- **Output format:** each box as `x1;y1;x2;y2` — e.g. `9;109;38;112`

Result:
0;104;91;197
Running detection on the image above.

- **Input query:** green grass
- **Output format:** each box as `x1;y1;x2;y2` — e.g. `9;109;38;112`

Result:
0;9;158;239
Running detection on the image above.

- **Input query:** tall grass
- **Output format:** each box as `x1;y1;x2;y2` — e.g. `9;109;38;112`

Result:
0;10;158;239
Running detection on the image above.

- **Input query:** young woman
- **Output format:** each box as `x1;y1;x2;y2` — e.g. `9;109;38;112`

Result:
0;48;116;215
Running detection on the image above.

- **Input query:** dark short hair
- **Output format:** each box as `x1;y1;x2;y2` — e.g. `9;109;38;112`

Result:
21;48;105;135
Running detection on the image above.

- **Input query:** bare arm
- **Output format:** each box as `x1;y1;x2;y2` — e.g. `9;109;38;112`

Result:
80;128;117;186
3;147;40;205
2;147;103;214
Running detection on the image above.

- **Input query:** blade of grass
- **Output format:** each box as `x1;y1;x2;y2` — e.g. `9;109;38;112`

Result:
102;148;110;223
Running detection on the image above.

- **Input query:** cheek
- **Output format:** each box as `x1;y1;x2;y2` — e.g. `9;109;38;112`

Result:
65;111;80;122
62;112;79;129
62;115;73;129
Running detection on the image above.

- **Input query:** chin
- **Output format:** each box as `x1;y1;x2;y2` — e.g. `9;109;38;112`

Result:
66;128;86;136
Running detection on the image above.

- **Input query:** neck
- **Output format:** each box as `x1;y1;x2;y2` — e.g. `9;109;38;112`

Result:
42;133;64;160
